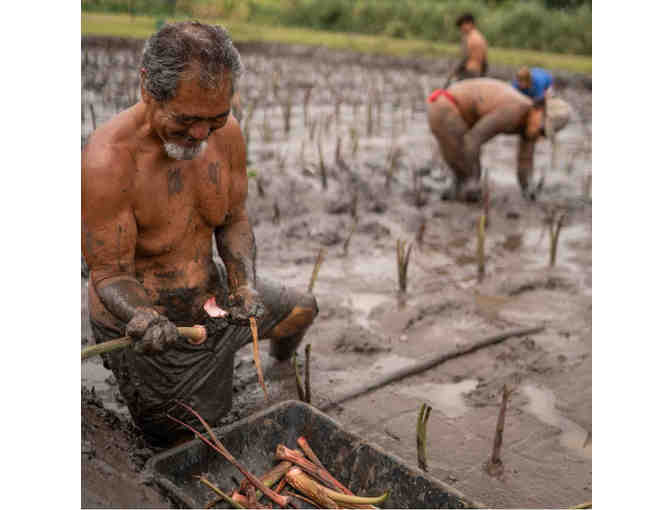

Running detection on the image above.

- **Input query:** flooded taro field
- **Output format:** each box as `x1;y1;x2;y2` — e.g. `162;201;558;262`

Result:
82;36;591;508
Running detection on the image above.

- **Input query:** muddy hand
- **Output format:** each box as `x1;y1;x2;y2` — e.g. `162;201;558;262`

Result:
126;308;179;354
227;285;265;326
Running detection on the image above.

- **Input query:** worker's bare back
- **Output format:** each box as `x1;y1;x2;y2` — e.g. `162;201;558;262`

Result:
82;104;247;326
449;78;533;129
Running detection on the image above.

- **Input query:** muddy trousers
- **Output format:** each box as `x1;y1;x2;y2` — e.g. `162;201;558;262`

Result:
90;278;317;445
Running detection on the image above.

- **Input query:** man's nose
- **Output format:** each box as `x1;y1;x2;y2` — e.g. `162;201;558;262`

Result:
187;122;210;141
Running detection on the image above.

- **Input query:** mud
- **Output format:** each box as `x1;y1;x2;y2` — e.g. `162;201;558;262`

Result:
82;36;591;508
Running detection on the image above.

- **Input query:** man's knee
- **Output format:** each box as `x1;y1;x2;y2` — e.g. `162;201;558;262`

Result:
268;292;317;339
267;292;318;361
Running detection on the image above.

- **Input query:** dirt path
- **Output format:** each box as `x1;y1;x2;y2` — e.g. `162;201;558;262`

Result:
82;37;591;508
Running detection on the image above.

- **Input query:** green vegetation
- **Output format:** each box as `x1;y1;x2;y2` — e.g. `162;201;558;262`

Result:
83;0;591;56
82;12;591;75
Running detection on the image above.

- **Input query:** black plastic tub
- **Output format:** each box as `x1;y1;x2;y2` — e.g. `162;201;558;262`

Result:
146;400;477;508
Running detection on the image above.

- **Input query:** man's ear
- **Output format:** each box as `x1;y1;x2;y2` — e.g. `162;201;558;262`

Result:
139;69;151;103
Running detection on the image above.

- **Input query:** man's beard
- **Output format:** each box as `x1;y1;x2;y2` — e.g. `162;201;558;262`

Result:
163;140;208;160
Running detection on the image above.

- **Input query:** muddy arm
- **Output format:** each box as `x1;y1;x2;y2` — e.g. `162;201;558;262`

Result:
82;144;178;353
517;136;536;193
461;105;521;179
214;126;264;320
82;146;152;322
215;205;257;294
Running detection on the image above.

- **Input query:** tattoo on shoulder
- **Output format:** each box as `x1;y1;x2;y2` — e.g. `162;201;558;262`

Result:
167;167;183;195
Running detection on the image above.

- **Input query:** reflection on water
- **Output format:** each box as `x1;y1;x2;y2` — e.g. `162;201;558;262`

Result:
522;384;591;458
397;380;479;418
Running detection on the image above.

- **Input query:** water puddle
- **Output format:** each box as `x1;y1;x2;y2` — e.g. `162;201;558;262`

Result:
82;361;129;417
338;292;395;331
397;380;479;418
371;353;416;373
522;384;591;458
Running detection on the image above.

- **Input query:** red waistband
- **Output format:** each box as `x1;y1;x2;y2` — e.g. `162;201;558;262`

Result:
427;89;457;107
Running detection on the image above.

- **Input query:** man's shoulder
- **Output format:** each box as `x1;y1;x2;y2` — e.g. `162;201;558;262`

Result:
471;28;487;45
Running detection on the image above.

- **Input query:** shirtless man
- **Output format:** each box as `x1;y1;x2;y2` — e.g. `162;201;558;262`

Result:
82;21;318;445
445;12;488;86
427;78;570;201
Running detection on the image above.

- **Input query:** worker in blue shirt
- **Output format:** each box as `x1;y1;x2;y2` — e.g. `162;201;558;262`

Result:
512;67;553;105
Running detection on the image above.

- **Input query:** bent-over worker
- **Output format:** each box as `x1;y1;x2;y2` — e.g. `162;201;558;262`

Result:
427;78;570;201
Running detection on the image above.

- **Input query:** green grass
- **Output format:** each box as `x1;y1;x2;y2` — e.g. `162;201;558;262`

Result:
82;13;591;75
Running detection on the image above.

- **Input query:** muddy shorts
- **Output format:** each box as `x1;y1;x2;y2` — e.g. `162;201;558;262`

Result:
90;278;297;445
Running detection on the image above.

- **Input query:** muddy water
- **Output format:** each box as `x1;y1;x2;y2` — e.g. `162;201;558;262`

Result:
522;384;592;459
82;37;591;509
397;380;479;418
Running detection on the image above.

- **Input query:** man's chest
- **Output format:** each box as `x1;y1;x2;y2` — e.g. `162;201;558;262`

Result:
132;156;235;234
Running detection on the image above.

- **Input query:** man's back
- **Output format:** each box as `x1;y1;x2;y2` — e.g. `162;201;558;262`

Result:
447;78;532;128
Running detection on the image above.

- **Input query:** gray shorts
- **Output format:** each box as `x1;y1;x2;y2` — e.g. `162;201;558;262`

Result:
90;278;297;445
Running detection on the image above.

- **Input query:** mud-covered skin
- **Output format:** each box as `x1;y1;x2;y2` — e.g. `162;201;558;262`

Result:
82;34;319;441
428;78;545;201
125;307;179;354
82;68;262;337
446;23;488;85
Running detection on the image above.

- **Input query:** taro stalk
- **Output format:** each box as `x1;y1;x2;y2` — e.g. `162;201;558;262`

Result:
482;168;491;229
333;90;343;123
366;89;374;137
415;217;426;247
343;217;358;257
272;201;280;225
317;134;328;190
477;214;487;283
243;95;261;149
296;436;370;503
249;317;269;401
323;113;333;135
333;136;342;166
485;385;513;477
396;239;413;294
303;86;313;126
349;126;360;158
549;211;567;267
583;173;592;200
416;403;432;471
166;402;289;507
261;105;273;143
308;247;325;293
89;103;97;131
278;445;383;508
304;343;312;404
375;86;383;132
308;117;318;141
196;475;245;510
298;139;306;171
385;144;402;190
292;350;306;402
351;99;360;122
228;460;293;507
277;149;288;174
413;168;423;208
282;87;293;135
256;175;265;197
285;467;389;507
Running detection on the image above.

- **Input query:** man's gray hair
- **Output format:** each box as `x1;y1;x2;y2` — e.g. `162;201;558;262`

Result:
141;21;244;103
